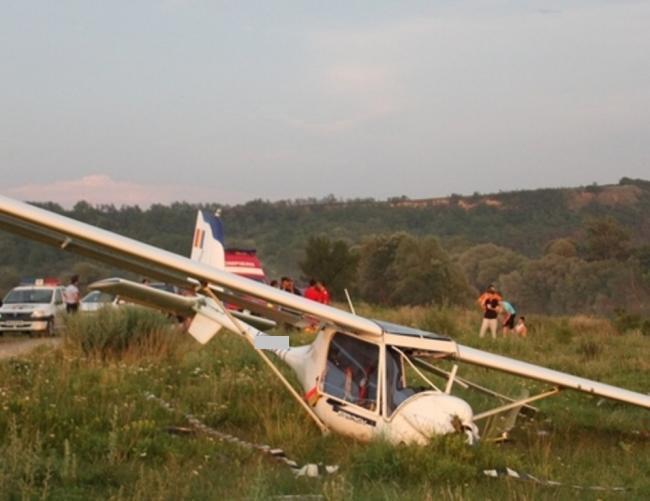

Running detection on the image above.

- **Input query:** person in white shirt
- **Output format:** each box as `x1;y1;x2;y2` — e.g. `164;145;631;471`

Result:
64;275;81;313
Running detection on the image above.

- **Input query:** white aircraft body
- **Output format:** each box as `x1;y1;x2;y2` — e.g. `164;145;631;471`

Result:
0;195;648;445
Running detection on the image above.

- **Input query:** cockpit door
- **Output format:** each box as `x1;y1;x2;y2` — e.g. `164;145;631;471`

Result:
322;333;380;413
384;346;417;418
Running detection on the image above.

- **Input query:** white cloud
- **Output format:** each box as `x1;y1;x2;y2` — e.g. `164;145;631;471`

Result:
6;174;246;208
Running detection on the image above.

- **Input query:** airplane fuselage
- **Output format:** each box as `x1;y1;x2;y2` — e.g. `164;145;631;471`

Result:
278;327;478;444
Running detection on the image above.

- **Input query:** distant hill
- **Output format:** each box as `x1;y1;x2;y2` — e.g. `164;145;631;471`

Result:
1;177;649;314
221;177;650;277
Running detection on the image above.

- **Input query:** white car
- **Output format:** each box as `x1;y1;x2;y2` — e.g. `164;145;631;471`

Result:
79;282;178;312
0;285;66;336
79;290;118;312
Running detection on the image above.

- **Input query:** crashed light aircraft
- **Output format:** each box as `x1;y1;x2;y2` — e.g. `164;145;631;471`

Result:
0;195;648;445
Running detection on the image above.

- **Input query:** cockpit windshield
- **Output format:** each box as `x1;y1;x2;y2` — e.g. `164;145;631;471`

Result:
323;333;379;411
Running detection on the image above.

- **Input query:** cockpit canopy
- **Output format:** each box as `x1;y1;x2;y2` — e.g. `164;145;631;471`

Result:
323;332;443;417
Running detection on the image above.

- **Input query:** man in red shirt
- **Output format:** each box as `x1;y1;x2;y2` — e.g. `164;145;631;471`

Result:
317;281;330;305
304;279;322;302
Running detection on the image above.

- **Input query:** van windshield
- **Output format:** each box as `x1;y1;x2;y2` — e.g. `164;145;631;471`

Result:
4;289;53;304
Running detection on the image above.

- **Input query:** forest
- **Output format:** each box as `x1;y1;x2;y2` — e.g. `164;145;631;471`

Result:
1;177;649;318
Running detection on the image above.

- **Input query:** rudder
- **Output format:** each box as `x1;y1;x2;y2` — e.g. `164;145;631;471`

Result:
190;210;225;270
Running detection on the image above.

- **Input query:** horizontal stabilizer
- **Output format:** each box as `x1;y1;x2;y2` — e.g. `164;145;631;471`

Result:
456;344;650;410
89;277;276;332
91;278;197;314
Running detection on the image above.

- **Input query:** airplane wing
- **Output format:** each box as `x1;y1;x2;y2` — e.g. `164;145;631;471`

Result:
88;277;277;332
454;344;650;409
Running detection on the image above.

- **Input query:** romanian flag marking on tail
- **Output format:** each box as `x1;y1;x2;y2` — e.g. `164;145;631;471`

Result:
193;229;206;249
304;385;320;407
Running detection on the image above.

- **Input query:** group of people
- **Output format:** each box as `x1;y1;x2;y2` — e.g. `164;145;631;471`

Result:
269;276;331;305
477;285;527;339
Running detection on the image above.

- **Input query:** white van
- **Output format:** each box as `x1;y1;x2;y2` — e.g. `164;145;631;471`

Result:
0;284;66;336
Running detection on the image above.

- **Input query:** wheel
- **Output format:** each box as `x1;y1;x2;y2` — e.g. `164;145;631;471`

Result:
45;319;55;337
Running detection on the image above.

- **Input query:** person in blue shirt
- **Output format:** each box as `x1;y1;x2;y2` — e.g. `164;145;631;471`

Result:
500;300;516;337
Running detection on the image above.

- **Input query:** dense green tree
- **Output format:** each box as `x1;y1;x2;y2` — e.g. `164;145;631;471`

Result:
544;238;578;258
357;234;406;305
583;217;631;261
299;236;359;300
357;234;470;307
498;255;649;315
389;236;471;306
456;244;528;293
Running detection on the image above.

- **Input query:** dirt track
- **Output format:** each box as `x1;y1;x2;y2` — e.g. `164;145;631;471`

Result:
0;336;61;360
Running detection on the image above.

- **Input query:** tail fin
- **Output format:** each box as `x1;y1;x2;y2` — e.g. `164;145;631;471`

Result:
190;210;225;270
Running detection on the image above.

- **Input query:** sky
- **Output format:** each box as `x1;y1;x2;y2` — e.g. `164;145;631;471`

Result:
1;1;649;207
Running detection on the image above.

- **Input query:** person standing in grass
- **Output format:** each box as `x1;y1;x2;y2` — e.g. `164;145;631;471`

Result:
64;275;81;314
501;300;516;337
478;285;501;339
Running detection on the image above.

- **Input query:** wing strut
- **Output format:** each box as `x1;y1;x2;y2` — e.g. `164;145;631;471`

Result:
201;286;330;435
474;387;560;422
414;357;539;413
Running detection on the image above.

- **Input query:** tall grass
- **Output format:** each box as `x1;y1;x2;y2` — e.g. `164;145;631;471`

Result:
0;304;648;499
62;306;185;361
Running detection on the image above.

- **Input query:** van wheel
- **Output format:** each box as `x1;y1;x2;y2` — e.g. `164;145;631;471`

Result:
45;320;55;337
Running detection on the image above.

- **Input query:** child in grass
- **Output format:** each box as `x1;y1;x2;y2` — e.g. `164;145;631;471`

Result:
514;316;528;338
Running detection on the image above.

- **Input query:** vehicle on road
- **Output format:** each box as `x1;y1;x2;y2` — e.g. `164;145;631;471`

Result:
79;290;118;312
0;281;66;336
80;283;178;312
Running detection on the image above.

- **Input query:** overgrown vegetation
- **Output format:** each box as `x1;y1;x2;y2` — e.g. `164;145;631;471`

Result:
0;305;648;499
62;307;182;361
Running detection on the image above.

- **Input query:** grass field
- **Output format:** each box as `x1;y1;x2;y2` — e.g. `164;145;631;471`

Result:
0;305;648;500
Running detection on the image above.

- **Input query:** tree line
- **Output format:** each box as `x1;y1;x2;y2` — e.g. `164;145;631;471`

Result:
0;178;649;315
300;216;650;316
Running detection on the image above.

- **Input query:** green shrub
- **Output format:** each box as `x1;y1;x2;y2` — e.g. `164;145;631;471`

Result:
62;306;181;360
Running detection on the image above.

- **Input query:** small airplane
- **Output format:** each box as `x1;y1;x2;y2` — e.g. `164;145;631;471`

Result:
0;195;648;445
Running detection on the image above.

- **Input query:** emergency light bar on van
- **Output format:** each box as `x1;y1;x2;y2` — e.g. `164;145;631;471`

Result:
20;277;61;286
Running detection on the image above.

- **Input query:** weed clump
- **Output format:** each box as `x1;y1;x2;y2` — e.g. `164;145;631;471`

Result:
63;306;181;360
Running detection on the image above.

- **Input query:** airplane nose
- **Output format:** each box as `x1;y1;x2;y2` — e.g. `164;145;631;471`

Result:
390;392;479;445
